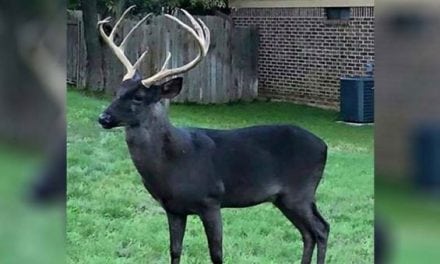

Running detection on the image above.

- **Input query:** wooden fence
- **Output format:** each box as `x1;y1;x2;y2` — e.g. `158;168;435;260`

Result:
67;11;258;103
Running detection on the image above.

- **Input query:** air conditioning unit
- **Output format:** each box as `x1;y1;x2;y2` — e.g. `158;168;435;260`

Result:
340;76;374;123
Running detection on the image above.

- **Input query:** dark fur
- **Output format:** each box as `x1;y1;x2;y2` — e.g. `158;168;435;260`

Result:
98;74;329;264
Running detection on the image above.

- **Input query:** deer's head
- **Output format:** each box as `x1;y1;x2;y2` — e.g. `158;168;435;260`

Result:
97;6;210;129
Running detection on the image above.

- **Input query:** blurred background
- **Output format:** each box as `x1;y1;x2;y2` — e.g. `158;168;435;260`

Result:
0;0;65;263
376;0;440;263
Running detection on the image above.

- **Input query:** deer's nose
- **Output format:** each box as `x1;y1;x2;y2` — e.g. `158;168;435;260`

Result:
98;112;112;126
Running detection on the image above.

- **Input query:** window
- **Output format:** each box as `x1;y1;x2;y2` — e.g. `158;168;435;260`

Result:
325;7;351;20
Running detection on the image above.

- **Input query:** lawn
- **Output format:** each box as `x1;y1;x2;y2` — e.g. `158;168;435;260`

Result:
67;89;373;263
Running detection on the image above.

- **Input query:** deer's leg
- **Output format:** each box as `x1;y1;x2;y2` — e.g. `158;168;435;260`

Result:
167;212;187;264
312;202;330;264
274;197;316;264
200;207;223;264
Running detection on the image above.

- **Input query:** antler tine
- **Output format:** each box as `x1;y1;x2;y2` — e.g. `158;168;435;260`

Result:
141;9;210;87
98;19;134;77
98;16;112;25
197;18;211;55
180;9;205;43
98;5;152;80
120;13;153;51
109;5;136;40
180;10;210;55
132;48;149;71
160;52;172;71
163;14;200;46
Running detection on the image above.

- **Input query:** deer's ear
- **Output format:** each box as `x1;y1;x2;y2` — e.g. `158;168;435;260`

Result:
159;77;183;99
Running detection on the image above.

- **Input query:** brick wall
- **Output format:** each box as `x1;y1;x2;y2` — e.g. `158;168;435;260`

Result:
231;7;375;109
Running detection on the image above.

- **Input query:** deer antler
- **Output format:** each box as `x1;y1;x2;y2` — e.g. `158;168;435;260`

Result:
97;5;152;80
141;8;211;87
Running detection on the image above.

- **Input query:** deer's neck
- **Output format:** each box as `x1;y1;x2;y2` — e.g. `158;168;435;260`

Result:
124;103;190;178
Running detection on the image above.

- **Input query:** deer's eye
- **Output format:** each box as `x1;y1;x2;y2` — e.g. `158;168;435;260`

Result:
132;95;143;104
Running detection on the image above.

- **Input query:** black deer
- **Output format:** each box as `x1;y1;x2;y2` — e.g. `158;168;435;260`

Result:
97;6;329;264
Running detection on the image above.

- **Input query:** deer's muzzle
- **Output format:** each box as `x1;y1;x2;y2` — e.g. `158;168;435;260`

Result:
98;112;116;129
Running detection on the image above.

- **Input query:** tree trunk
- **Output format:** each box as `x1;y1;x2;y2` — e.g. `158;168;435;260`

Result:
81;0;104;91
115;0;127;18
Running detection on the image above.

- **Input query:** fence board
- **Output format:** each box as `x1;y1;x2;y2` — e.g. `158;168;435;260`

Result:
232;25;259;101
67;12;258;103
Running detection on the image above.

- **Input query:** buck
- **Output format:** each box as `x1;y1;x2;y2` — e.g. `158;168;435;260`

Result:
97;6;329;264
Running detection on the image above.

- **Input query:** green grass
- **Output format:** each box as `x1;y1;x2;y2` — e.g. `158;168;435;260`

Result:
67;90;373;263
0;146;65;264
376;181;440;264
